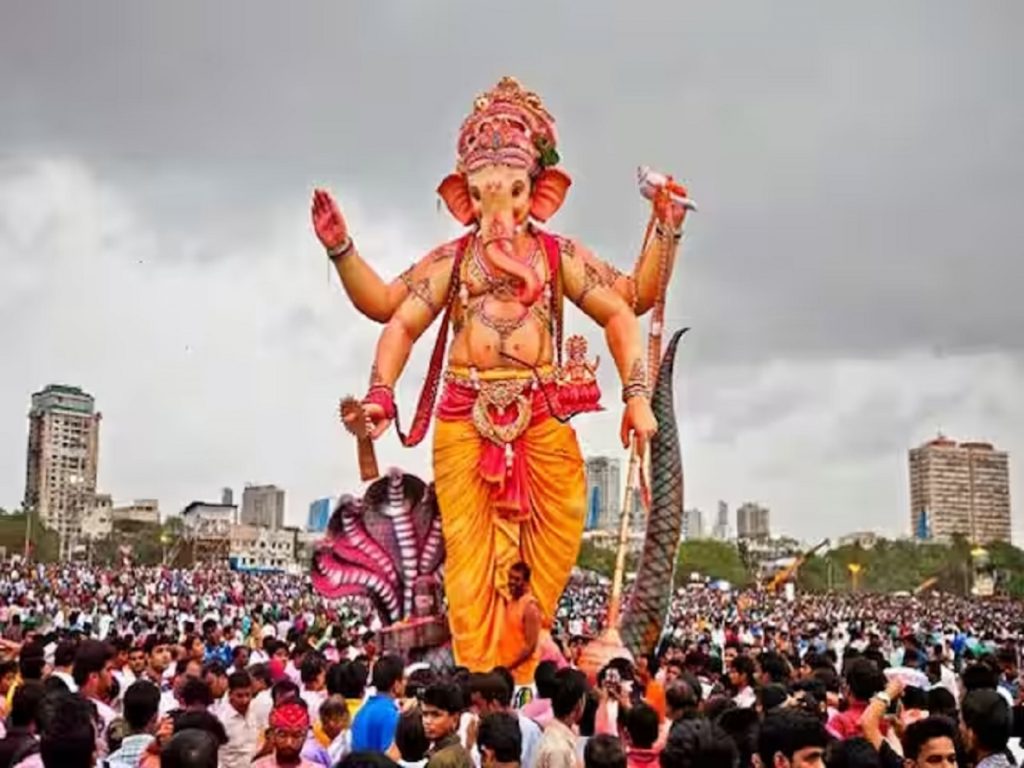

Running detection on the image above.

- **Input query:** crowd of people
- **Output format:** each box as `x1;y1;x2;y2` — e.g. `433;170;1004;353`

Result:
0;561;1020;768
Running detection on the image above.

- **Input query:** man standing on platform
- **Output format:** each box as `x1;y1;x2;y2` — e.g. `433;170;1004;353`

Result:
500;563;541;688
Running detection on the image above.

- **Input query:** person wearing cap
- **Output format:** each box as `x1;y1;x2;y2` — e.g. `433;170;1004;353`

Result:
253;701;319;768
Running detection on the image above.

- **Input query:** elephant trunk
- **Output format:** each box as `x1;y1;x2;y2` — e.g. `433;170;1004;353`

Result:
480;210;543;306
620;328;688;659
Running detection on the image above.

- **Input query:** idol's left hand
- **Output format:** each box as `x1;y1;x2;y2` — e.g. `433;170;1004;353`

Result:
654;181;689;231
620;397;658;456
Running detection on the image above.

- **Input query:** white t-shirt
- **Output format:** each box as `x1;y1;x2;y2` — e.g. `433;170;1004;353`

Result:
301;689;327;720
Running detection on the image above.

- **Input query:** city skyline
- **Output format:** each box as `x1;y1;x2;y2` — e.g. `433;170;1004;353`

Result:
13;386;1017;546
4;383;1020;542
1;2;1022;543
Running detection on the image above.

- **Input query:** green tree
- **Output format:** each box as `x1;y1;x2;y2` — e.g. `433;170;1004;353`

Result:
676;540;751;588
576;540;634;579
0;507;59;562
794;537;1024;596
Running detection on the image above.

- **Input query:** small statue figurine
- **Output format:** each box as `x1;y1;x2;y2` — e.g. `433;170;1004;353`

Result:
557;334;602;415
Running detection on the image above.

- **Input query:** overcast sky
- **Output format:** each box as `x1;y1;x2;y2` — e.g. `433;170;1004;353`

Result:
1;1;1022;542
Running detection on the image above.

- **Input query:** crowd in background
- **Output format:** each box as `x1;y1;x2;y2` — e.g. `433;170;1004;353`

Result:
0;561;1021;768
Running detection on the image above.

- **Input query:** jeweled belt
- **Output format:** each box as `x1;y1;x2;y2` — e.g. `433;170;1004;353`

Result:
445;366;556;446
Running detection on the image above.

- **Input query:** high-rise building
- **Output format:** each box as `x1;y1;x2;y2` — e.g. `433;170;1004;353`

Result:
241;484;286;529
307;497;336;533
585;485;600;531
80;494;113;540
713;500;730;540
23;385;102;557
682;508;704;540
584;457;621;531
736;502;770;541
909;435;1011;544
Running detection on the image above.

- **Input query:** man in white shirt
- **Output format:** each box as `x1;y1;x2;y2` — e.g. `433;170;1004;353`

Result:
247;663;275;733
729;656;757;709
467;671;541;768
229;645;250;676
72;639;118;745
217;671;262;768
300;654;328;718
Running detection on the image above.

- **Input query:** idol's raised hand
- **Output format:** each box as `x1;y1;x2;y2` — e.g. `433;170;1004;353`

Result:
311;188;349;251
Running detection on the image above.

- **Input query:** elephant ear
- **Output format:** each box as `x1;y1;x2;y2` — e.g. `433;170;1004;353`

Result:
437;173;475;226
530;168;572;222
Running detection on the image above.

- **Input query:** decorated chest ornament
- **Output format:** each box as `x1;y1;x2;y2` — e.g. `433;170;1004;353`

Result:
456;76;560;176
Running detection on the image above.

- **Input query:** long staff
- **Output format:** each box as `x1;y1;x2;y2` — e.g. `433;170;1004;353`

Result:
606;170;694;630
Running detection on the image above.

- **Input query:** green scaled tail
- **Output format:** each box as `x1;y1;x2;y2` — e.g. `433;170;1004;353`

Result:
620;328;688;658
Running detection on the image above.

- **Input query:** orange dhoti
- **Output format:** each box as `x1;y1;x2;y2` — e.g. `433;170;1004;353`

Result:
433;369;585;676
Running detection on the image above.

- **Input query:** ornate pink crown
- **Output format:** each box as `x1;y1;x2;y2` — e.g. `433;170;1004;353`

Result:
456;76;559;176
566;334;589;359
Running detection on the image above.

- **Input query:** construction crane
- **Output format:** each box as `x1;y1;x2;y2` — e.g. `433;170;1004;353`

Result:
766;538;830;593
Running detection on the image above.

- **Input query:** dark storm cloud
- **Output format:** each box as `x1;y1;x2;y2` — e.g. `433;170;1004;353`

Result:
1;1;1022;537
3;1;1020;364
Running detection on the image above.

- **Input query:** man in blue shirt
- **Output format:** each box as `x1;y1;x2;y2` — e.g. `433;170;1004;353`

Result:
351;654;406;752
202;618;233;668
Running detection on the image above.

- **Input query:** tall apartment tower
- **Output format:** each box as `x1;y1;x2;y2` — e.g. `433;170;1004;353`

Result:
23;385;101;549
241;484;286;529
909;435;1011;544
584;457;622;531
736;502;771;541
713;500;730;540
682;508;704;540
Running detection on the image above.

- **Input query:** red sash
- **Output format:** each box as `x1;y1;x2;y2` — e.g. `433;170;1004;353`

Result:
391;233;473;447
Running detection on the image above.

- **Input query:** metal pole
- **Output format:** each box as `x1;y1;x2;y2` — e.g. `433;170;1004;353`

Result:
607;445;641;628
23;507;32;561
607;217;678;629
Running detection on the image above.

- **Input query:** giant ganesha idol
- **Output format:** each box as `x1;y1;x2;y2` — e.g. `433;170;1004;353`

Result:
311;77;687;682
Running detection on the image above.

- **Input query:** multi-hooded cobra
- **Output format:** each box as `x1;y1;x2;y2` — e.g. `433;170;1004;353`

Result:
311;469;445;625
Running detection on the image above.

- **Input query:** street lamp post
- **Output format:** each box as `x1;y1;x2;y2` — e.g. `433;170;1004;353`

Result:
847;562;863;592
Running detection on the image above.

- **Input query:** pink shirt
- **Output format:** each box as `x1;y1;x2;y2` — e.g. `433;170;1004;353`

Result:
521;698;554;729
826;700;888;740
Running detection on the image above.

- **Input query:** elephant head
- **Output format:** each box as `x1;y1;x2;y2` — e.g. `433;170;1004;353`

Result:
437;76;572;307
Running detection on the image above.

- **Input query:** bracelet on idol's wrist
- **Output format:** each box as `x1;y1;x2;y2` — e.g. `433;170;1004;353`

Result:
363;385;396;419
621;384;651;403
327;236;354;261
